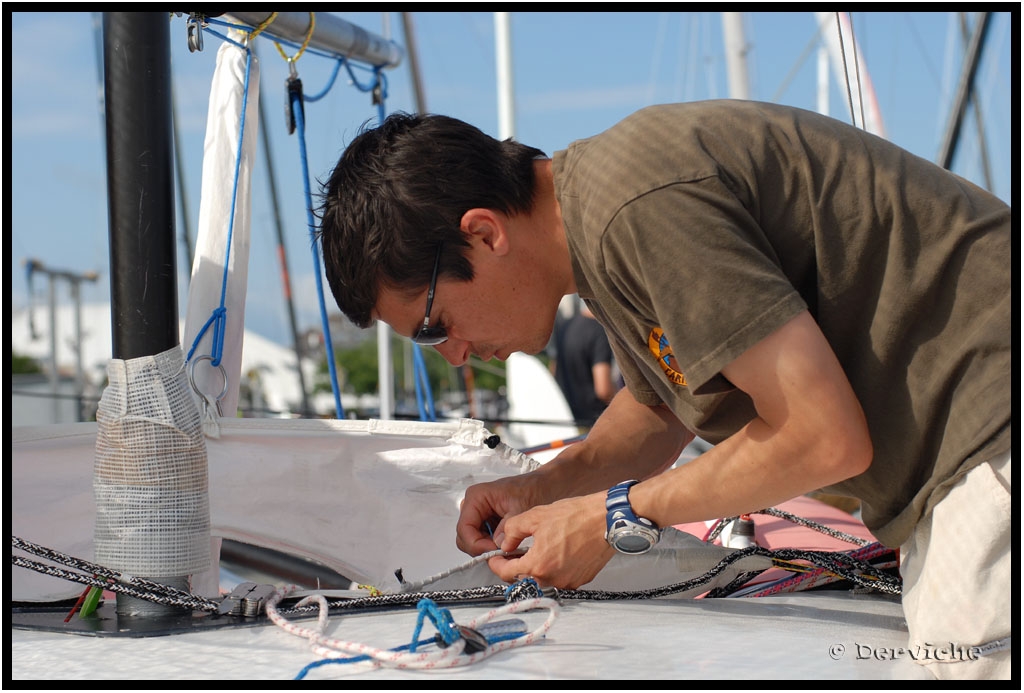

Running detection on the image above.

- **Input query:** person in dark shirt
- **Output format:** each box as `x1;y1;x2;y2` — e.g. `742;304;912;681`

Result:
553;302;617;429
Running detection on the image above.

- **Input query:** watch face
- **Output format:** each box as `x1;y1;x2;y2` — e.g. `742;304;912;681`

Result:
614;534;653;554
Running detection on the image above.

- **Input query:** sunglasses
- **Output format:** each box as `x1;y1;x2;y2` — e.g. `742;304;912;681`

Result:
412;244;448;346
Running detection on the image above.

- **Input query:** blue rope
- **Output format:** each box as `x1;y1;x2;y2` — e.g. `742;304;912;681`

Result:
412;347;427;420
292;597;530;679
504;577;543;601
412;344;436;421
301;58;344;102
290;82;344;419
286;64;390;420
296;51;390;104
344;61;389;96
198;24;248;52
292;629;529;679
204;17;391;98
409;598;461;651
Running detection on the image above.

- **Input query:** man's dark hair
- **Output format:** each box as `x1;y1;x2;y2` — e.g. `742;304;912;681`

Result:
317;112;547;328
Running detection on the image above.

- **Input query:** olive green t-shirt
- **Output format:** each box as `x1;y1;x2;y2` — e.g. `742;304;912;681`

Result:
552;100;1011;547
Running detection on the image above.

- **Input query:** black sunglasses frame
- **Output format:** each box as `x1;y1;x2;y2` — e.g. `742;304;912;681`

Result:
412;244;448;346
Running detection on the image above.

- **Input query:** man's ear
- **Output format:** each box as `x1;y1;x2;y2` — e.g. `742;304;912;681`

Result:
460;208;510;256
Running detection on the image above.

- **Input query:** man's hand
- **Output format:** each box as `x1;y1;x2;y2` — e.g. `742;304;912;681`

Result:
455;472;546;556
486;491;615;589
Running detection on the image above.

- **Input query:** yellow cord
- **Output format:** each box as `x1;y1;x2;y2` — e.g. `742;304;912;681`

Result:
247;12;278;42
356;583;383;597
275;12;315;65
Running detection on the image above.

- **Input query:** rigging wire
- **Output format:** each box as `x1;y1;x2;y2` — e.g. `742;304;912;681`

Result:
848;13;867;130
176;15;439;421
834;12;864;130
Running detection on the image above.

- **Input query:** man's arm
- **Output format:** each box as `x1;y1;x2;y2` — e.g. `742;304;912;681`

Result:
455;387;692;556
529;387;693;497
488;310;872;587
591;361;617;403
627;309;872;524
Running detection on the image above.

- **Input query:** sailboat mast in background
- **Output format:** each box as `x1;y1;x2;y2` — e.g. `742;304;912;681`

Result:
495;12;516;140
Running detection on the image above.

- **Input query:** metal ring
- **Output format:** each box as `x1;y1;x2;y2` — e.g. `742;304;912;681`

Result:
188;355;230;402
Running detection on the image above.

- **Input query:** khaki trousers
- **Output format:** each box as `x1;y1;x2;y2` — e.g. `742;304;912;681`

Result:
899;447;1012;680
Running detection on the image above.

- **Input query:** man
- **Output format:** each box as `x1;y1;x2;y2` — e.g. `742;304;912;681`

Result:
318;100;1011;679
552;302;618;429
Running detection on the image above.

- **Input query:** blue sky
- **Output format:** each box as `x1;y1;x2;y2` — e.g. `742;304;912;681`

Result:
9;11;1015;348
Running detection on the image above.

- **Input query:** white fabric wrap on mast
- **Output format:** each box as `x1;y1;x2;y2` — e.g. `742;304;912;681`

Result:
183;34;260;425
94;346;210;576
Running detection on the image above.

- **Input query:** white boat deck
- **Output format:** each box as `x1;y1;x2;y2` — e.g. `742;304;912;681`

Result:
12;418;925;681
13;590;922;681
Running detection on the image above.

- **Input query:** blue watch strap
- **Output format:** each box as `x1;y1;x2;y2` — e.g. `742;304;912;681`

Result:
606;479;650;531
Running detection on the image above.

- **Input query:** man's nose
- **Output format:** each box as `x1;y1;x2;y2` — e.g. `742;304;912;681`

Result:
433;338;469;367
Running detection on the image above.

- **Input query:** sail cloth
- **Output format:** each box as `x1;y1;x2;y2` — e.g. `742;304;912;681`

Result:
14;418;768;602
92;346;211;580
182;33;261;425
504;352;578;450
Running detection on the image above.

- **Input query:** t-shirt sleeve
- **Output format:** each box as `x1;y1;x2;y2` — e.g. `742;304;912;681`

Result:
600;176;807;395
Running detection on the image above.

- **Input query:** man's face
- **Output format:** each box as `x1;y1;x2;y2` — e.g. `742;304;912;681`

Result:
374;247;559;366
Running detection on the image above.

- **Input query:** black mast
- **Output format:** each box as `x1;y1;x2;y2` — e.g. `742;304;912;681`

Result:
103;12;178;359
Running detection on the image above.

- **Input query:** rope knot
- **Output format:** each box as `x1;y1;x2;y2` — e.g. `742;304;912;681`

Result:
504;576;543;602
409;598;459;652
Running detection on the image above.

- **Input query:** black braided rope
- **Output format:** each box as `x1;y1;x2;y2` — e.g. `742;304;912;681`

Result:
755;507;871;546
313;543;901;612
560;545;900;600
11;555;220;612
14;533;901;619
706;507;870;547
280;585;511;617
12;535;220;611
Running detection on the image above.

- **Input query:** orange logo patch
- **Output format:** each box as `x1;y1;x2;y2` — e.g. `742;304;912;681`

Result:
648;327;686;386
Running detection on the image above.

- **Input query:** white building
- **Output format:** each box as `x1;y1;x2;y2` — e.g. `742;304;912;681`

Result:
10;302;325;424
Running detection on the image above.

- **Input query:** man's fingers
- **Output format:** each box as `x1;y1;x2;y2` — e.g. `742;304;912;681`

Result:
487;553;524;583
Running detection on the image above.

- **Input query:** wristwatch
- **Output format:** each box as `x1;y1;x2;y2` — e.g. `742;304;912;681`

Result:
605;480;661;554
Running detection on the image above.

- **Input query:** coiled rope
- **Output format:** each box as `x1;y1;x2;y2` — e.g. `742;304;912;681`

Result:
266;587;559;673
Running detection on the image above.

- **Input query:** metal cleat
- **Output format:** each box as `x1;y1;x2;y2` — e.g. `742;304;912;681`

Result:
217;582;277;617
435;624;490;655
